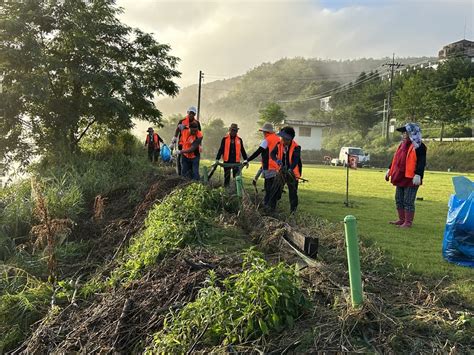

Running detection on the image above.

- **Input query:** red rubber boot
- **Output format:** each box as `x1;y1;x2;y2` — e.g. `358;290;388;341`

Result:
389;208;405;225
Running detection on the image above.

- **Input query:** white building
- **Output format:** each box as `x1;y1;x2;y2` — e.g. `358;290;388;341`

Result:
282;119;327;150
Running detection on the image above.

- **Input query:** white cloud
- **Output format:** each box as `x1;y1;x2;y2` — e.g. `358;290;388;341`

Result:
117;0;474;87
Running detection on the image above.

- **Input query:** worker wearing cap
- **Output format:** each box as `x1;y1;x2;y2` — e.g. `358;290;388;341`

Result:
385;123;427;228
270;126;302;213
176;121;203;181
215;123;248;187
171;106;202;175
243;122;281;209
145;127;164;163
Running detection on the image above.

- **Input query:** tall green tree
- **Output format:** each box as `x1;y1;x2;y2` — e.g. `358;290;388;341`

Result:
202;118;227;159
0;0;180;163
258;103;286;126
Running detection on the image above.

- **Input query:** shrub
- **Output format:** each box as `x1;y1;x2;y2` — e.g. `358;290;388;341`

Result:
110;184;233;283
149;250;308;353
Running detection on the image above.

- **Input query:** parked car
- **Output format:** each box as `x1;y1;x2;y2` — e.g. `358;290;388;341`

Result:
331;147;370;167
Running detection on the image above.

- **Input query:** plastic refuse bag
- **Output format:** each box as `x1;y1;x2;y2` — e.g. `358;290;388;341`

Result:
442;176;474;268
160;144;172;162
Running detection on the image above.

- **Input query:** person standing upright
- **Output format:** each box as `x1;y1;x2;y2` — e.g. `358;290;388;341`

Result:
385;123;427;228
215;123;248;187
145;127;164;163
176;121;203;181
270;126;302;213
244;122;281;210
171;106;201;175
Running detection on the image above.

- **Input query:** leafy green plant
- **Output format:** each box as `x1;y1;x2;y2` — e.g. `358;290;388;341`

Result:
110;183;230;283
149;249;308;353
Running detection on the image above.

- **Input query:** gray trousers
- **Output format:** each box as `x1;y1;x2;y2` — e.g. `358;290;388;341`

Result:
395;186;419;212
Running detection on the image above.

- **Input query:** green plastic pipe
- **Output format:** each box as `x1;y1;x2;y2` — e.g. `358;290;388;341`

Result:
235;175;243;199
344;215;363;307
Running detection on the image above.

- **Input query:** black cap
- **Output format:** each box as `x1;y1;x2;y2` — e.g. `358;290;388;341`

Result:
396;126;407;132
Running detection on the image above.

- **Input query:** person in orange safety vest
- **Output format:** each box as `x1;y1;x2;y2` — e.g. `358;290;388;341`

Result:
385;123;427;228
145;127;164;163
243;122;281;210
270;126;302;213
215;123;248;187
176;121;203;181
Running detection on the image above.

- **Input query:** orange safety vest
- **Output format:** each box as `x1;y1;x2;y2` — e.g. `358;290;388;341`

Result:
145;133;160;149
182;131;203;159
277;140;301;178
179;116;201;145
389;143;417;179
223;135;241;163
265;132;281;171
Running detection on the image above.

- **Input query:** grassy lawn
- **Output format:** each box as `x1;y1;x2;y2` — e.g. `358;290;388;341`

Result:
234;163;474;303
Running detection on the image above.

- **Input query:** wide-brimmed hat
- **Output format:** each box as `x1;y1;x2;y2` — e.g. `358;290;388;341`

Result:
229;123;239;131
259;122;274;133
146;127;154;132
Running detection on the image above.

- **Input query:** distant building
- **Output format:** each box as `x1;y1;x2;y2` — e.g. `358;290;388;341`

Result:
438;39;474;61
320;96;332;112
282;119;328;150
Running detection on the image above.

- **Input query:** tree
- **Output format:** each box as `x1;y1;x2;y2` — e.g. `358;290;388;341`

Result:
202;118;227;159
394;73;429;121
0;0;180;163
258;103;286;126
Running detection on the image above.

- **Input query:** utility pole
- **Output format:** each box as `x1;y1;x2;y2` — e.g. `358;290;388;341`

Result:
197;70;203;121
381;99;387;138
383;54;404;142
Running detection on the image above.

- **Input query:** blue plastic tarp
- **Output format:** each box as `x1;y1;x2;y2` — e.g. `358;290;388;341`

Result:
161;144;172;162
442;176;474;268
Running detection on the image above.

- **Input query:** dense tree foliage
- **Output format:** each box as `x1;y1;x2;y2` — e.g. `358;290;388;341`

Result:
0;0;180;163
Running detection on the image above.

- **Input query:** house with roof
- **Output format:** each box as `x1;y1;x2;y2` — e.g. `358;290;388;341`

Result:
282;119;328;151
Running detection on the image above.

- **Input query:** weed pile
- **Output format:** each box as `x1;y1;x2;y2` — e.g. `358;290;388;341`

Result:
109;183;235;284
149;249;308;353
21;248;239;354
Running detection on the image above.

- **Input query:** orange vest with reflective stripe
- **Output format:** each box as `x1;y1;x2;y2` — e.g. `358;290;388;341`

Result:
146;133;160;149
179;116;193;145
389;143;417;179
277;140;301;178
223;135;241;163
183;131;203;159
265;133;281;171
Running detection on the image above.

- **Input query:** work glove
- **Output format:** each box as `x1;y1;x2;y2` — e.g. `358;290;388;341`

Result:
171;136;177;144
176;150;182;155
412;174;421;186
243;160;249;168
385;169;390;182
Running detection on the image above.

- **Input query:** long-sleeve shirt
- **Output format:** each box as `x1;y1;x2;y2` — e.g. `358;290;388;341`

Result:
270;143;301;171
215;136;248;162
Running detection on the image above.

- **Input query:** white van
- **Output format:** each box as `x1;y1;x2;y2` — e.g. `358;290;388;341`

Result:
331;147;370;167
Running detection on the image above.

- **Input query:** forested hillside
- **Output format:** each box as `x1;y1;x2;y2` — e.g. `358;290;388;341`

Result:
157;57;436;134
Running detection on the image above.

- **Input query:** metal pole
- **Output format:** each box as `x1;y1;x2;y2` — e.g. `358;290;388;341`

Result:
386;53;395;142
382;99;386;137
345;155;349;207
197;70;203;121
344;215;363;307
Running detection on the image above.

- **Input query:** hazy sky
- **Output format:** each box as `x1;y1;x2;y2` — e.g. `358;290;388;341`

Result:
116;0;473;88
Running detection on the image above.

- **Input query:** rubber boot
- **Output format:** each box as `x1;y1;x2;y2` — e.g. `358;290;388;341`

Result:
389;208;405;225
399;210;414;228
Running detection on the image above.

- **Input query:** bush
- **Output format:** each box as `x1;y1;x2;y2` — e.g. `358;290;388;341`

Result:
424;141;474;172
149;250;308;353
110;184;234;283
0;266;53;353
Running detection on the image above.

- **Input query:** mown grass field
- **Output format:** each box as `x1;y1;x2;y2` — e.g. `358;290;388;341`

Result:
233;163;474;303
